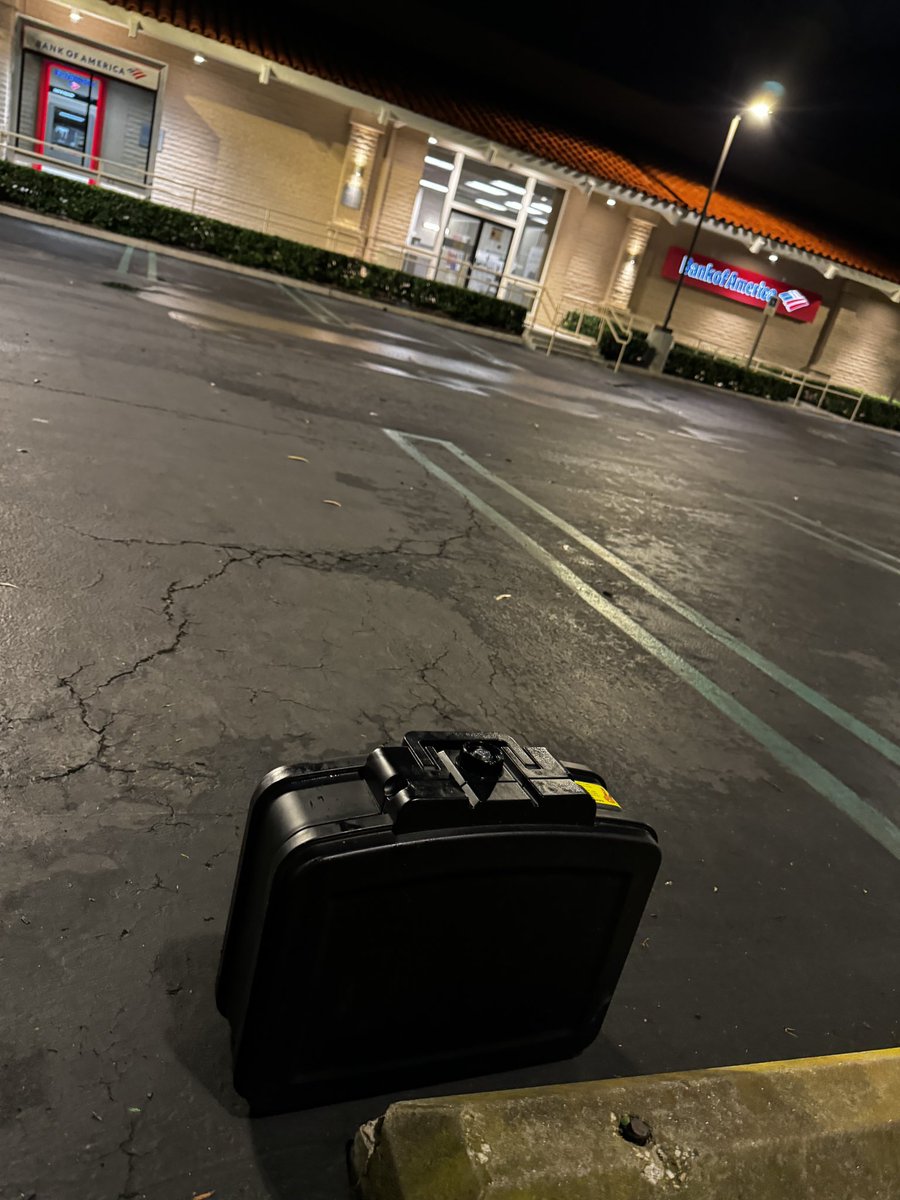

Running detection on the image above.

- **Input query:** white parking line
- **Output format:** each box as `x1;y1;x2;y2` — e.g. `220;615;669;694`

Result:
736;496;900;578
384;428;900;862
438;331;513;368
276;281;350;327
742;498;900;567
115;244;134;278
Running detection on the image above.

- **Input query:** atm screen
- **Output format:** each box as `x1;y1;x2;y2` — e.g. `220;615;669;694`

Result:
51;110;87;151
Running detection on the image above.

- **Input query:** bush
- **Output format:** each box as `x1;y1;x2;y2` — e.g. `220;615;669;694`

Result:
662;344;900;430
0;160;527;334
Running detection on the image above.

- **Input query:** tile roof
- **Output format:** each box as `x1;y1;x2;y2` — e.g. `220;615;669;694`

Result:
122;2;899;284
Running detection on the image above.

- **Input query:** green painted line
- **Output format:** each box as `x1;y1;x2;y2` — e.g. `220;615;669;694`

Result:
146;250;158;283
115;244;134;278
385;428;900;862
739;496;900;572
408;434;900;770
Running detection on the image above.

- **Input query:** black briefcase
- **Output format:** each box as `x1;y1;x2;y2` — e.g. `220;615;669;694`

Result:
216;731;660;1113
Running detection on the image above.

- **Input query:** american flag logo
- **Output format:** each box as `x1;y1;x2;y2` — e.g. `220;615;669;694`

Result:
779;289;809;313
128;67;147;79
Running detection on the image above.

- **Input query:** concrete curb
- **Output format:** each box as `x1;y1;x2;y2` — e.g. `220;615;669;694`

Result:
0;202;524;348
351;1048;900;1199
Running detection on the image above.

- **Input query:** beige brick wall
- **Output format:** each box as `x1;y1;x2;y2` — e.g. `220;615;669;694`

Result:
555;192;627;308
535;187;588;318
816;287;900;397
11;2;352;243
369;124;428;249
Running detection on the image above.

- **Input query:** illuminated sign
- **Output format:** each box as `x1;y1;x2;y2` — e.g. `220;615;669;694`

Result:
662;246;822;323
23;25;162;91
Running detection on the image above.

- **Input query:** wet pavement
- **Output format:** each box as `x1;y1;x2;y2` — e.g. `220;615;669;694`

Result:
0;212;898;1200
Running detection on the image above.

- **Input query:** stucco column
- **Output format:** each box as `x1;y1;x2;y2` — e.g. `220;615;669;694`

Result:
804;278;846;369
605;215;656;309
332;110;385;238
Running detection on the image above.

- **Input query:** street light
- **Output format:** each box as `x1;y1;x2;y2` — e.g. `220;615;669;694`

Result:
656;82;784;341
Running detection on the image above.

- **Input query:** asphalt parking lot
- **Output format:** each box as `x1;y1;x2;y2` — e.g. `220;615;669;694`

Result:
0;211;898;1200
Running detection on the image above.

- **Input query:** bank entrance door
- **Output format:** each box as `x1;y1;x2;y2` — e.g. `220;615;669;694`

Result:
436;212;514;296
35;62;104;169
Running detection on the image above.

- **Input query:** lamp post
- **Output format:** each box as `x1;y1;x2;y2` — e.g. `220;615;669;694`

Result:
648;82;783;368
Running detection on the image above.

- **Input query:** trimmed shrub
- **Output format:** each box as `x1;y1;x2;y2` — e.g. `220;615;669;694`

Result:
0;160;526;334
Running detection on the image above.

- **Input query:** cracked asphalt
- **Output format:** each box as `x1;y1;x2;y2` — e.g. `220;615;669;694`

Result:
0;212;898;1200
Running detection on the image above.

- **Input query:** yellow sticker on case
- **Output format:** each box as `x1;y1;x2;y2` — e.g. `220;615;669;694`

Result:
576;780;621;808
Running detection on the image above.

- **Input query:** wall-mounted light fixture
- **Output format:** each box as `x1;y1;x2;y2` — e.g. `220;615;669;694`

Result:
606;197;617;207
70;9;82;21
768;253;779;263
823;264;838;280
193;53;206;65
749;236;765;254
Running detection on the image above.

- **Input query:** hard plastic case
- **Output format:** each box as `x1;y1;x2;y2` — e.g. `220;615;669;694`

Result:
217;731;660;1113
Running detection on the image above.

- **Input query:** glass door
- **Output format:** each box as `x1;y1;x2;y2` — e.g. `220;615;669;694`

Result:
436;211;514;296
470;221;514;295
436;212;480;288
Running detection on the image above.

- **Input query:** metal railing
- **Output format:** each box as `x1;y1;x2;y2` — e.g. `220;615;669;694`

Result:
536;289;641;372
669;332;895;420
1;128;366;255
2;128;548;310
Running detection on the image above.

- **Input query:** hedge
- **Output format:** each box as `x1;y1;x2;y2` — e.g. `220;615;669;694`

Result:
562;308;900;431
0;160;527;334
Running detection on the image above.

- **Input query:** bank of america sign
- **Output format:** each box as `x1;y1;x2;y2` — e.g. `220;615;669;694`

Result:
662;247;823;322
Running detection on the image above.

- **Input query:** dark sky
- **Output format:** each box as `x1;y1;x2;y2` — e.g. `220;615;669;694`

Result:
305;0;900;263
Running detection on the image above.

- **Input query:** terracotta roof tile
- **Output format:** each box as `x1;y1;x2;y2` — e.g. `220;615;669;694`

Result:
123;2;898;283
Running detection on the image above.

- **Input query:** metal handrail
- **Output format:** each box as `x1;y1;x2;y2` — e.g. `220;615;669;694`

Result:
2;127;365;255
538;290;636;372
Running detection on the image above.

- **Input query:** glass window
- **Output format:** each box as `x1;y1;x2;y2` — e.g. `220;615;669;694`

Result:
511;183;564;281
407;145;456;253
457;158;524;224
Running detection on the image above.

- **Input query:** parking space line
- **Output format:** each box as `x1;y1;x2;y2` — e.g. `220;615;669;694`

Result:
115;244;134;278
385;428;900;861
276;281;332;323
438;331;512;368
404;434;900;770
275;281;350;327
146;250;158;283
737;497;900;573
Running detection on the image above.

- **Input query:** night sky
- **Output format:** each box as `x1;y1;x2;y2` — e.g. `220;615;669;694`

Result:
304;0;900;263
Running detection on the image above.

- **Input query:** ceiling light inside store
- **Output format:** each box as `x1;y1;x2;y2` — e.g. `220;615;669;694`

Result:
505;201;522;210
606;197;616;206
530;202;553;213
532;217;548;225
424;155;454;171
768;253;779;262
419;179;449;192
428;136;438;145
491;180;527;195
475;199;507;211
423;221;440;231
466;181;507;196
193;53;206;64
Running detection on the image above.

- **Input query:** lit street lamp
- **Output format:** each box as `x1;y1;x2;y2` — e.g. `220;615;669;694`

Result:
649;82;784;365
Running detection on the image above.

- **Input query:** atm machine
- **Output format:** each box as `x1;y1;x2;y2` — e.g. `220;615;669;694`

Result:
35;62;103;169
